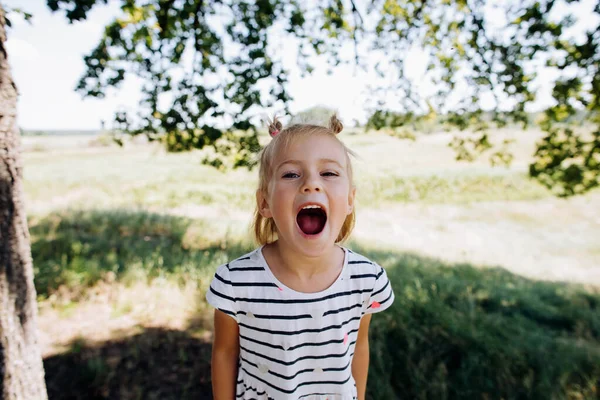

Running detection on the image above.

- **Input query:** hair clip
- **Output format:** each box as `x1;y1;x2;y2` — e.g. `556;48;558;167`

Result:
270;130;279;137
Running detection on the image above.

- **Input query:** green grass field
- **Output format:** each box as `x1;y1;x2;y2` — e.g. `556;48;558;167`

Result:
23;130;600;399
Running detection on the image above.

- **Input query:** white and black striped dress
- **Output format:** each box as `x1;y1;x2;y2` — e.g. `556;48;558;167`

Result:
206;245;395;400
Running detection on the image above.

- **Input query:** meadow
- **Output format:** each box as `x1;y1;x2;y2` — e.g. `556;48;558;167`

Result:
21;128;600;399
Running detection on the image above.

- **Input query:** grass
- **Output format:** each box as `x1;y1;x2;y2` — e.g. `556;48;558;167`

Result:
43;328;213;400
22;133;555;217
29;207;600;399
355;246;600;399
29;208;255;300
23;131;600;399
364;173;550;205
22;147;258;213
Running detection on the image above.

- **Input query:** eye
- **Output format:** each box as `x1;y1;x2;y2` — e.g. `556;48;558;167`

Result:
282;172;299;179
322;171;339;177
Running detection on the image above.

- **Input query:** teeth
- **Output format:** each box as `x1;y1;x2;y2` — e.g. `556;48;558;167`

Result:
302;205;322;210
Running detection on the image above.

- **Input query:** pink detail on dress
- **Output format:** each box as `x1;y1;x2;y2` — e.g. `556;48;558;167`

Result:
343;332;349;345
277;287;283;292
371;301;381;309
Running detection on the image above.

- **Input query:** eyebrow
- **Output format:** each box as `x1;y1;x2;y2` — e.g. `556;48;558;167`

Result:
276;158;344;170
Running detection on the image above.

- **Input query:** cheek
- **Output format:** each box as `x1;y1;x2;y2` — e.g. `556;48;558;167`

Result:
270;185;294;212
331;181;351;199
271;201;288;217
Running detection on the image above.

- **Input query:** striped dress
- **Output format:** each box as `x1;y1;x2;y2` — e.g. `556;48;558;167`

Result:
206;245;395;400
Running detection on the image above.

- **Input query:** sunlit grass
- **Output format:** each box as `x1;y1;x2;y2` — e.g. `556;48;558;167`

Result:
23;132;554;216
358;172;550;206
23;147;257;213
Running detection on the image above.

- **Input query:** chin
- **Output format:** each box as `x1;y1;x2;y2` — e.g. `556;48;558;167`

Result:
290;225;339;255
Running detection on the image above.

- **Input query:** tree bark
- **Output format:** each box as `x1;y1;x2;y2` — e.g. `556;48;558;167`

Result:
0;6;48;400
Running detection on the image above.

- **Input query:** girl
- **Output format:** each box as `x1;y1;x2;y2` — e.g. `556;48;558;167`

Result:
206;115;395;400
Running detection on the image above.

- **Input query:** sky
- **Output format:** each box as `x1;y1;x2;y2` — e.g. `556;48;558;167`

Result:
5;0;599;131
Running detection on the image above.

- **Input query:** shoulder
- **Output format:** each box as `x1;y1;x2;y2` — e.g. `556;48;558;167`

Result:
344;248;384;276
344;248;395;314
209;248;268;294
206;247;268;316
340;248;387;295
214;248;265;277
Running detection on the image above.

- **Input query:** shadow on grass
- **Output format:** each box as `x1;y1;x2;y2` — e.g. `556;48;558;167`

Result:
33;209;600;399
29;208;256;298
43;328;213;400
349;243;600;400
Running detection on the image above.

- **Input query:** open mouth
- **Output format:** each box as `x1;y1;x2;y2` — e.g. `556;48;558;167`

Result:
296;205;327;235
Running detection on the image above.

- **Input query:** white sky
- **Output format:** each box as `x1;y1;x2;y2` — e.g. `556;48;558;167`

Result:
5;0;599;131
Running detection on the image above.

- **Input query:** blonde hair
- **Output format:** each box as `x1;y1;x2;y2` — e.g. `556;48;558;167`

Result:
253;115;357;245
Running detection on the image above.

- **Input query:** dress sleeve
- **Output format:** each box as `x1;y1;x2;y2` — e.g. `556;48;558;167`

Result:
205;263;239;322
364;264;395;315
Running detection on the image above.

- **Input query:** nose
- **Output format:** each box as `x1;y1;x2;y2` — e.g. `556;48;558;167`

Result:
301;172;322;193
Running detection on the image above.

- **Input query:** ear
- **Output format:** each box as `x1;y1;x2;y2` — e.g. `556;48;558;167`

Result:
256;189;273;218
347;186;356;215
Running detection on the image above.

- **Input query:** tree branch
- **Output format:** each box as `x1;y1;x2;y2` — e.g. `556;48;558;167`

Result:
350;0;363;66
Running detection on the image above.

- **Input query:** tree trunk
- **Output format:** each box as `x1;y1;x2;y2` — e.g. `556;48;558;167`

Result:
0;6;48;400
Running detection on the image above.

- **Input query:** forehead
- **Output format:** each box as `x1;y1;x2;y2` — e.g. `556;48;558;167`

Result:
273;134;347;167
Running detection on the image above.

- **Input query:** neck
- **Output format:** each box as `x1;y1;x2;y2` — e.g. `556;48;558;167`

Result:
267;239;342;279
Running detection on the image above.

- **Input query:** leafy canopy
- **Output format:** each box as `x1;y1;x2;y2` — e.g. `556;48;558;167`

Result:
46;0;600;196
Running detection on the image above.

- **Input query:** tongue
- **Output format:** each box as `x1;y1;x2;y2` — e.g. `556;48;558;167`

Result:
297;210;325;235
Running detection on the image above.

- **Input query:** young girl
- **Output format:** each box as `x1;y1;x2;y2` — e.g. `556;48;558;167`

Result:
206;115;395;400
